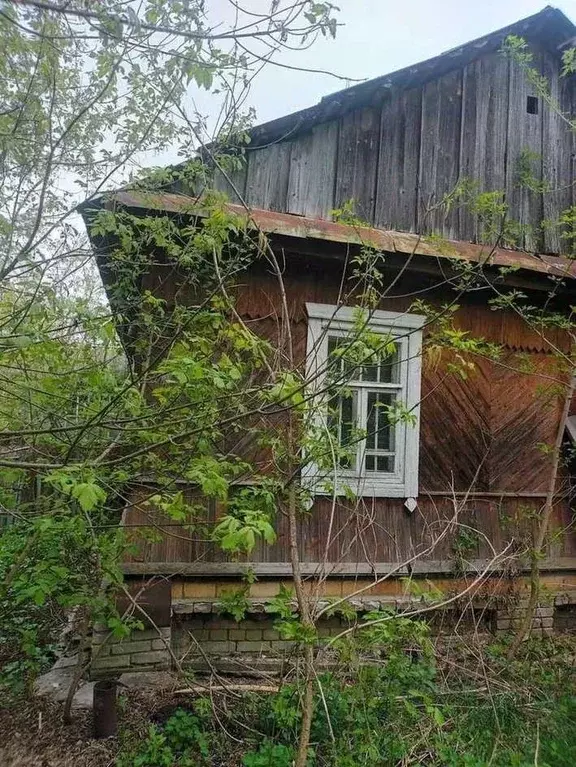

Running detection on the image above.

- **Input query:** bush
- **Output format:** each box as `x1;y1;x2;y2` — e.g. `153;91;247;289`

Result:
117;708;212;767
241;741;296;767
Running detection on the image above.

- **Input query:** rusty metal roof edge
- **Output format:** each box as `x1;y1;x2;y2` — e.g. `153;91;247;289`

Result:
101;190;576;281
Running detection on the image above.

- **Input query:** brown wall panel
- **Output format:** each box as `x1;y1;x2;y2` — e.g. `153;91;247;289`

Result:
123;490;571;570
420;355;491;492
490;352;565;492
123;257;574;569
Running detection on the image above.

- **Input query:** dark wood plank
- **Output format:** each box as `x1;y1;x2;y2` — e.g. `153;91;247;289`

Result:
564;73;576;227
418;69;463;238
212;163;248;203
121;486;570;572
459;54;510;244
542;52;575;254
245;142;291;211
479;54;510;221
374;88;421;232
286;121;338;219
459;58;481;241
333;106;381;223
506;52;544;251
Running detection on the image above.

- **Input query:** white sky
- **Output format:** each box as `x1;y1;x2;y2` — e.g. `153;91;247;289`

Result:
216;0;576;126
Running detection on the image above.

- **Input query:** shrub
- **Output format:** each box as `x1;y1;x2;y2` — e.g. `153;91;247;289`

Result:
117;708;212;766
241;741;296;767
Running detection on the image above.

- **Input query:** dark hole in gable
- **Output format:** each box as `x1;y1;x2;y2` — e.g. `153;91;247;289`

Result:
526;95;539;115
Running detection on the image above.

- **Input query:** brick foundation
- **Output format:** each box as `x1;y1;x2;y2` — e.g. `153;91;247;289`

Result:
494;603;555;636
91;625;172;677
87;577;576;676
554;603;576;632
172;612;347;667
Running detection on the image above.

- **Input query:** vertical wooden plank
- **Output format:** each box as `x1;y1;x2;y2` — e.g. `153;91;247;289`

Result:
418;69;463;238
459;59;481;241
565;73;576;223
374;88;422;232
286;121;338;219
244;142;291;211
506;51;544;252
542;52;575;254
481;55;510;210
333;106;381;223
459;54;509;243
212;162;247;203
416;75;437;235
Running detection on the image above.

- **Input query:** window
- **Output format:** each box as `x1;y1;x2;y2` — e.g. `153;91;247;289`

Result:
304;303;424;499
526;95;538;115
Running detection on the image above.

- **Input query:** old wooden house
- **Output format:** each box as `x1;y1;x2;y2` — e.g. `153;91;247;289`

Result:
84;6;576;673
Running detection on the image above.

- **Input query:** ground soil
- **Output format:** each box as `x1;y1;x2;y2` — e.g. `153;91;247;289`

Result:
0;687;175;767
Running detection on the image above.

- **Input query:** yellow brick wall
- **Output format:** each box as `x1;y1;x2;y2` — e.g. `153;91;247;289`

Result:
171;574;576;603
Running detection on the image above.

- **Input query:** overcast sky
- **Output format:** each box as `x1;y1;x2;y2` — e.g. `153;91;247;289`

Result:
223;0;576;127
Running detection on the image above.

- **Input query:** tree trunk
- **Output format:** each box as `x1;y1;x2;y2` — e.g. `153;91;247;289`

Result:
286;483;315;767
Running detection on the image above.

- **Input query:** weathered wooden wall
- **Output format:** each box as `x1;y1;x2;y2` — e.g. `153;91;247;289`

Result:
209;48;575;254
238;260;569;494
123;255;574;573
123;491;574;571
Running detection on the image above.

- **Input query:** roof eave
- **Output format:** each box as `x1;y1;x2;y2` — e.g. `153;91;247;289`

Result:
82;190;576;287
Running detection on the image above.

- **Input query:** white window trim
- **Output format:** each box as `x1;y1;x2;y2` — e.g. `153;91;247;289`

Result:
303;303;424;499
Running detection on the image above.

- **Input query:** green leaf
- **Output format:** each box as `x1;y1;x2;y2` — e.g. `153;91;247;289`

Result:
71;482;107;512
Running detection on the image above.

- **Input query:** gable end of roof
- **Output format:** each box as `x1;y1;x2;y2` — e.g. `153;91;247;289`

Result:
248;6;576;148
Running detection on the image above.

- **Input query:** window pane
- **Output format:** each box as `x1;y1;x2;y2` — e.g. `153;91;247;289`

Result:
361;347;400;383
326;334;402;478
328;336;358;381
380;347;400;383
362;361;378;382
328;390;357;470
327;336;341;375
366;391;394;450
366;392;377;450
328;336;400;384
376;455;394;472
340;393;355;463
365;391;396;474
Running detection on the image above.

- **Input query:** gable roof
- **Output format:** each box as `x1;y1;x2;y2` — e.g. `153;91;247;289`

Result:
248;5;576;148
81;7;576;299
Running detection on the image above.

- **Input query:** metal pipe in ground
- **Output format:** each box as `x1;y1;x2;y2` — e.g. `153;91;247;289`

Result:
93;679;118;738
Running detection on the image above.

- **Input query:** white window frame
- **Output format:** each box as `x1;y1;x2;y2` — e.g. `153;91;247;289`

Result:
303;303;424;499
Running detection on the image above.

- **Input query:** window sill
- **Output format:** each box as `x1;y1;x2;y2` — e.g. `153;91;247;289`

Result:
308;477;416;499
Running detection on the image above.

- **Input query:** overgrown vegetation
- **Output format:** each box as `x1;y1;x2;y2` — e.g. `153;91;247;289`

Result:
115;631;576;766
1;2;576;765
